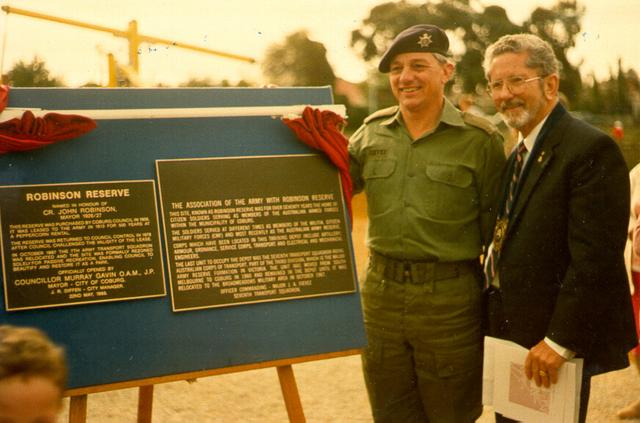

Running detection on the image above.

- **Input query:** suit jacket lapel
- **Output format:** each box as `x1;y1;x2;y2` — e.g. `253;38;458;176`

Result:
506;103;568;234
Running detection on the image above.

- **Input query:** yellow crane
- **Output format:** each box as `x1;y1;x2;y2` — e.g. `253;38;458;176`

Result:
1;5;256;86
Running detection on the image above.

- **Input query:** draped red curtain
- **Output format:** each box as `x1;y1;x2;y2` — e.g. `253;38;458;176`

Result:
0;85;97;154
282;107;353;224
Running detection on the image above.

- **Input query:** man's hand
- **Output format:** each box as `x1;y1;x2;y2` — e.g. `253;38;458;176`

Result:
524;340;567;388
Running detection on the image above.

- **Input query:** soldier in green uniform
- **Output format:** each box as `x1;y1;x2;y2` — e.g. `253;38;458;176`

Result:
349;24;506;422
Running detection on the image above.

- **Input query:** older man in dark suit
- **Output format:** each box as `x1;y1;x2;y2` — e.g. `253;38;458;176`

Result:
482;33;637;423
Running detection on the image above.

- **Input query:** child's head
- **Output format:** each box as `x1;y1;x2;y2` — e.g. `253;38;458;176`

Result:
0;325;67;423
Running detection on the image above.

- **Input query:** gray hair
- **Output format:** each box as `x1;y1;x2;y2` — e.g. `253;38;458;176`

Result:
433;52;454;66
483;34;559;79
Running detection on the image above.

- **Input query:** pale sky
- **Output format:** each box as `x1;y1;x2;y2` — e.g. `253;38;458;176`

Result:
0;0;637;87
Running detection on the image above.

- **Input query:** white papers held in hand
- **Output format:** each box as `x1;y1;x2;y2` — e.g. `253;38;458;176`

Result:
483;336;583;423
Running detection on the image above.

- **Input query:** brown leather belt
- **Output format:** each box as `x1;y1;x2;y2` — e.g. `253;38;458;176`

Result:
369;250;478;284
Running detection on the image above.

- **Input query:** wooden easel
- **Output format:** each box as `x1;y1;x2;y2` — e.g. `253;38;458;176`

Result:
65;349;361;423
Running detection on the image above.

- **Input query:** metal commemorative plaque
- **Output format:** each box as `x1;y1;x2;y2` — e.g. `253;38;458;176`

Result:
156;154;357;312
0;180;166;311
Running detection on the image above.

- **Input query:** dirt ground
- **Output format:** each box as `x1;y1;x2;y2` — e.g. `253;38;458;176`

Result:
59;359;640;422
59;195;640;422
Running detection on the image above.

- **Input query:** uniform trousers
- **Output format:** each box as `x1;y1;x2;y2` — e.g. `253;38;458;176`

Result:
361;253;484;422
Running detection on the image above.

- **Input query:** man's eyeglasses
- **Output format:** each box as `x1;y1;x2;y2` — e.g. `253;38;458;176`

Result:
486;76;544;95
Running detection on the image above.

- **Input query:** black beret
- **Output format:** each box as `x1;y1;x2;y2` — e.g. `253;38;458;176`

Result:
378;24;450;73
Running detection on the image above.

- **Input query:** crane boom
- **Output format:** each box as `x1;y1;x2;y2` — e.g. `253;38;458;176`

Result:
1;5;256;73
2;5;128;37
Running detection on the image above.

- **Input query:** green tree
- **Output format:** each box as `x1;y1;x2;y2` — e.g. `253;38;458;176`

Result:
262;30;335;87
6;57;64;87
614;58;631;114
351;0;584;102
179;77;217;87
219;79;252;88
585;74;605;114
179;77;252;87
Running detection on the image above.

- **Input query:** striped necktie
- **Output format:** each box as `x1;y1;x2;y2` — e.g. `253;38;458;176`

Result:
505;142;527;215
483;142;527;287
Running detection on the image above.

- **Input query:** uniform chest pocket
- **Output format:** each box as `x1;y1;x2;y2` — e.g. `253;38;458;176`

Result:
362;159;397;216
363;159;396;180
423;164;476;220
426;164;472;188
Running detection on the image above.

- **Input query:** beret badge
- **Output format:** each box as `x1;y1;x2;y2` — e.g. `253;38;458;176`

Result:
417;33;433;48
378;24;449;73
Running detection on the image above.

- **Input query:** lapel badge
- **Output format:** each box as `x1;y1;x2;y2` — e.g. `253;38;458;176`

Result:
493;218;508;253
418;33;433;48
537;150;546;163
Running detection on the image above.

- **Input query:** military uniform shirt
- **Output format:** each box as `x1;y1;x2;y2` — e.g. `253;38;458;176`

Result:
349;98;506;261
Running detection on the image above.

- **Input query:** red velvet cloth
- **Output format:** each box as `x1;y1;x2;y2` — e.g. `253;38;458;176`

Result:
0;111;97;154
0;85;8;113
282;107;353;223
0;85;97;154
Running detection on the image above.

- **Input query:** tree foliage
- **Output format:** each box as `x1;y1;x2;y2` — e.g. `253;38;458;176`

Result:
614;58;632;114
584;60;638;115
261;31;335;87
178;77;251;87
351;0;584;101
6;57;64;87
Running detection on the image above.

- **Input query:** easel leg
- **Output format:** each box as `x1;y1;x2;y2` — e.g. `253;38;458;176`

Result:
68;395;87;423
276;365;306;423
137;385;154;423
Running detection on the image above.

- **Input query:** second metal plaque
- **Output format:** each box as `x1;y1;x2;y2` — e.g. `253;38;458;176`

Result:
156;154;356;312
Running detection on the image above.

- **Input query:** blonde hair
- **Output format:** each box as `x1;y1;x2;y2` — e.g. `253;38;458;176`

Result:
0;325;67;391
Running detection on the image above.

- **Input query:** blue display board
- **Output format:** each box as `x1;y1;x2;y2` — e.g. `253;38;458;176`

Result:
0;87;366;389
